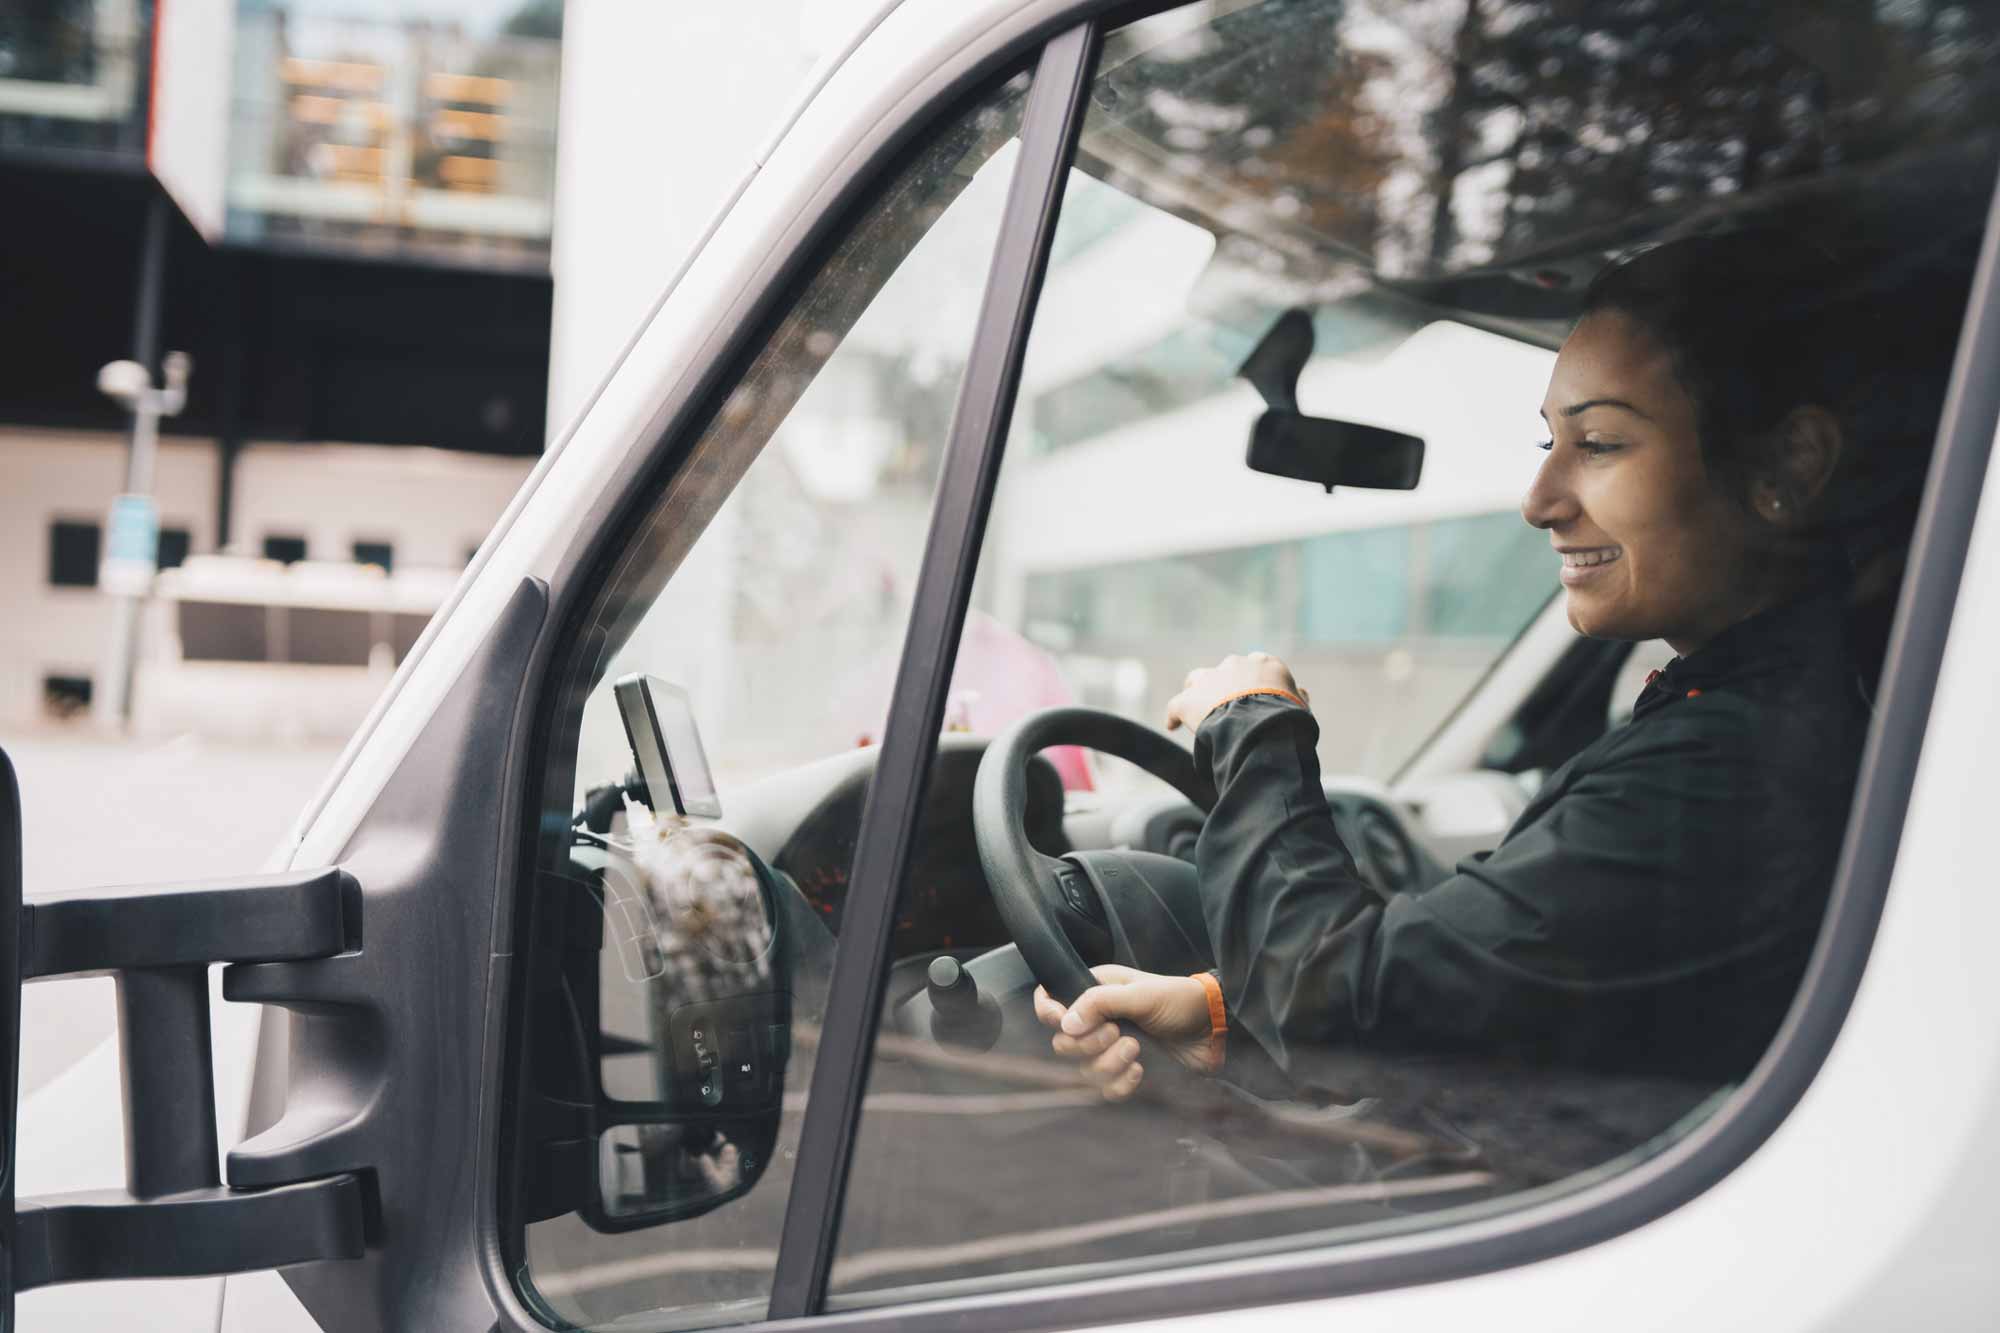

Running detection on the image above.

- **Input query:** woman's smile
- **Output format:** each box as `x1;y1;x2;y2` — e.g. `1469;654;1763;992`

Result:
1557;545;1624;584
1522;310;1791;653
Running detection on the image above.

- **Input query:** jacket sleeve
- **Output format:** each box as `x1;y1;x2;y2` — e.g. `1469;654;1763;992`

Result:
1193;692;1803;1093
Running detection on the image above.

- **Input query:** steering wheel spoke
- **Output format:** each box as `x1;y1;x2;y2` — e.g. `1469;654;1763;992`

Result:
975;708;1215;1005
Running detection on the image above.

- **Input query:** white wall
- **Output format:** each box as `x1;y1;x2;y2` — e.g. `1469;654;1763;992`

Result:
0;431;219;726
229;441;531;571
0;432;533;730
148;0;234;241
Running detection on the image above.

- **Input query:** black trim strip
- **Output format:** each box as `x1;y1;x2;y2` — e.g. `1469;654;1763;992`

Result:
765;23;1102;1320
494;25;1076;1320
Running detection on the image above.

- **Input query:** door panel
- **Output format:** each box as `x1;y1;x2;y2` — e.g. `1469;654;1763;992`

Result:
226;576;550;1332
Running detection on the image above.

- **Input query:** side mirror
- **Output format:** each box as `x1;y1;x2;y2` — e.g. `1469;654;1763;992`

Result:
1238;307;1424;493
535;822;794;1234
521;678;819;1234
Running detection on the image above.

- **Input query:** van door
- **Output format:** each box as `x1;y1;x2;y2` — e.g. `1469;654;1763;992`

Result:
0;15;1099;1332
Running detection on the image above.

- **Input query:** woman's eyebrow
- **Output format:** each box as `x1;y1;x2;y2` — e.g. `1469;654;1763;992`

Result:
1560;397;1654;421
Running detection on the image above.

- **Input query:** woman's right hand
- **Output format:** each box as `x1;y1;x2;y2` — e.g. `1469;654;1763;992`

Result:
1165;651;1308;734
1032;964;1221;1101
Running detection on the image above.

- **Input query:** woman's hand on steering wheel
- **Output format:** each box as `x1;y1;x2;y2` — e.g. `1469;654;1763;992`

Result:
1165;651;1309;734
1033;964;1223;1101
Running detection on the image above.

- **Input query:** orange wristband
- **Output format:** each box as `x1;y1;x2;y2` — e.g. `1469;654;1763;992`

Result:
1191;971;1227;1048
1211;687;1308;713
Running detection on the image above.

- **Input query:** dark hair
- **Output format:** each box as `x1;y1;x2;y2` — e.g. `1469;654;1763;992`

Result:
1580;229;1963;557
1581;229;1970;682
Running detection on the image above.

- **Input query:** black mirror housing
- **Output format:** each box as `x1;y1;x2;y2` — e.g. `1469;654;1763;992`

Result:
1238;306;1426;493
1246;410;1424;493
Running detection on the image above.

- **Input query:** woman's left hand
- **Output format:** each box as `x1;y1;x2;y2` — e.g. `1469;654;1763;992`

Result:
1033;964;1221;1101
1165;652;1308;734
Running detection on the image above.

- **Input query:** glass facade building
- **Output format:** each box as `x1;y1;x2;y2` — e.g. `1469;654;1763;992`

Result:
228;1;560;267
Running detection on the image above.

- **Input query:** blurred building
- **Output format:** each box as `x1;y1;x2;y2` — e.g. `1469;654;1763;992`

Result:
0;0;558;731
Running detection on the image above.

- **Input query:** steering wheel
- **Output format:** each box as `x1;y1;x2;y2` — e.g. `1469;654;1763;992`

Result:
973;707;1218;1005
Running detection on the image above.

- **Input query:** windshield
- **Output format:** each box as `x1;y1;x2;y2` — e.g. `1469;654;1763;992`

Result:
579;0;2000;804
584;170;1558;804
953;172;1557;785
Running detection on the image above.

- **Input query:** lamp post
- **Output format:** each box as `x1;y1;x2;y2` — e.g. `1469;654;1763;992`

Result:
92;351;192;730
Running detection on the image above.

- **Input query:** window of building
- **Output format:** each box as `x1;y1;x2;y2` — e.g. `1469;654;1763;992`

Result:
1017;510;1552;780
224;3;561;265
353;539;394;573
48;519;101;588
41;673;92;718
0;0;149;156
157;526;192;571
263;533;307;565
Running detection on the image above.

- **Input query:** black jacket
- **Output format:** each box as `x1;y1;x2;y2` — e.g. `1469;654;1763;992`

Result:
1196;592;1868;1120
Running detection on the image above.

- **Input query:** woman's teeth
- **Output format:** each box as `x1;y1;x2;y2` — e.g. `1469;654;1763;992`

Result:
1561;548;1621;568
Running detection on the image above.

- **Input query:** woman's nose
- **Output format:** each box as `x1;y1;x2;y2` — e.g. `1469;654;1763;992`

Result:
1520;449;1578;531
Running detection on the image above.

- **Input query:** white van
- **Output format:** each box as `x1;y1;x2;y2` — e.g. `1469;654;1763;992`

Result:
8;1;2000;1329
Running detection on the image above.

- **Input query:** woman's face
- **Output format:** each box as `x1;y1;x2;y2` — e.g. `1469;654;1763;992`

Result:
1523;310;1775;655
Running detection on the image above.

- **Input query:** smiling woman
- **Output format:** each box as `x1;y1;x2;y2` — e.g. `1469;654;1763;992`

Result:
1530;234;1949;663
1034;231;1964;1122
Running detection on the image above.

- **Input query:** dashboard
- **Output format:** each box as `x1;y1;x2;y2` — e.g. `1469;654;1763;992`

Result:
750;737;1068;957
550;724;1501;1242
712;734;1453;963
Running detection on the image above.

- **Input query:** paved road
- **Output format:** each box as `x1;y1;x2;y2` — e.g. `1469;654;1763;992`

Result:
2;726;341;1097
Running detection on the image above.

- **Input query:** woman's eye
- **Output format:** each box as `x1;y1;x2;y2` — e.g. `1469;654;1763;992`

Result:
1534;437;1620;455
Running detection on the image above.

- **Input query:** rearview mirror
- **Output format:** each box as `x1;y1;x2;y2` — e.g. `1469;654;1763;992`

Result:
1246;411;1424;493
1239;307;1425;493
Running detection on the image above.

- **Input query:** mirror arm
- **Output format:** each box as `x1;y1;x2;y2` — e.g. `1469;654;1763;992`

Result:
0;801;366;1299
